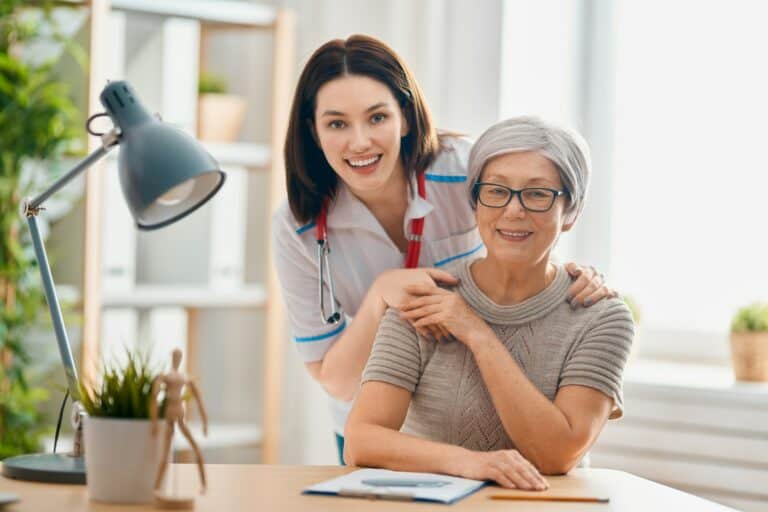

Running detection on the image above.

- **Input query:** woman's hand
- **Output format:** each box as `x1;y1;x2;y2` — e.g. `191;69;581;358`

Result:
399;283;492;347
459;449;549;490
564;263;618;308
374;268;459;341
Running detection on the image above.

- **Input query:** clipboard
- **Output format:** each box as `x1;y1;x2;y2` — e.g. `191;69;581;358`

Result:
303;468;486;504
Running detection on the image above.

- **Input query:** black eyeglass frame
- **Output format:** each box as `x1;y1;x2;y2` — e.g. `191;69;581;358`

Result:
473;182;568;212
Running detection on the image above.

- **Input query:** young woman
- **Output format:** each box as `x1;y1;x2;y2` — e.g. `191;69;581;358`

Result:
344;116;634;488
272;35;614;462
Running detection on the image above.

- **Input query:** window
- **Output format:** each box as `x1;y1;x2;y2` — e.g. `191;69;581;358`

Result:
501;0;768;363
609;0;768;361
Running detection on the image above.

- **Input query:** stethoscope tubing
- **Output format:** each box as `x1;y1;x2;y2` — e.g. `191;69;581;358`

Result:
316;172;427;325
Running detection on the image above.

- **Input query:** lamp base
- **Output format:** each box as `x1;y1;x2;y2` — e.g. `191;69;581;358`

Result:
1;453;85;484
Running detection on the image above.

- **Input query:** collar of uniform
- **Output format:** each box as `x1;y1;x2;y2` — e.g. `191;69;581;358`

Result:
325;175;435;232
404;171;434;225
325;182;377;231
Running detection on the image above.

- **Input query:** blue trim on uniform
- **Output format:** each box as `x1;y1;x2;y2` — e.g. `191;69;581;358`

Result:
295;221;316;235
293;320;347;343
425;174;467;183
433;243;485;267
335;433;346;465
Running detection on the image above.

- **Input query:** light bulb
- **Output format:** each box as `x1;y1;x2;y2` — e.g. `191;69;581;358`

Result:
156;179;195;206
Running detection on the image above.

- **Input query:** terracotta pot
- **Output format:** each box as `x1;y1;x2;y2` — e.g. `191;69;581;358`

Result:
729;332;768;382
197;93;247;142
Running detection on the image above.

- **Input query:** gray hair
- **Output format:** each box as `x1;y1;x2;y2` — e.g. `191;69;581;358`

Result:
467;116;591;223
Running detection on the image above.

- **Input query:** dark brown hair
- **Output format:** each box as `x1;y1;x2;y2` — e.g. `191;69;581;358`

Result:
284;34;441;224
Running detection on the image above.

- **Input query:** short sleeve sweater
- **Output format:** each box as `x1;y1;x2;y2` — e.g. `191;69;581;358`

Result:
361;259;635;452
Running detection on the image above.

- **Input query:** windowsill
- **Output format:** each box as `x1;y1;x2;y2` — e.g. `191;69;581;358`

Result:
625;358;768;404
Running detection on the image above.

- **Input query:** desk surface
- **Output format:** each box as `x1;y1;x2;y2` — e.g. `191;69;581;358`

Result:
0;464;737;511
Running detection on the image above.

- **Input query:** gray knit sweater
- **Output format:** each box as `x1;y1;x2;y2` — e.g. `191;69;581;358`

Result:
361;259;634;452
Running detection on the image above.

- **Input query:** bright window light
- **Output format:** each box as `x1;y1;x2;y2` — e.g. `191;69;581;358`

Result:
611;0;768;346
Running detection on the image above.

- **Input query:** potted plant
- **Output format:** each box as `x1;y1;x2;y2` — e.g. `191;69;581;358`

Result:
622;294;641;361
79;352;166;504
197;71;247;142
0;0;82;460
730;303;768;382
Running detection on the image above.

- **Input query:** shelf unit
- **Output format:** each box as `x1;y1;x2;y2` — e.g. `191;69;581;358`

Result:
82;0;293;463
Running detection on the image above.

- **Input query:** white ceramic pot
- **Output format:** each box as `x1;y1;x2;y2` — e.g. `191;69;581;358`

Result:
83;416;165;504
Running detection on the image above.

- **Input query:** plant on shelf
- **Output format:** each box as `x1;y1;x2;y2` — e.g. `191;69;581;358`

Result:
620;294;642;362
79;349;168;504
78;351;164;419
0;0;83;459
198;71;228;95
622;295;641;325
197;70;246;143
731;303;768;333
730;302;768;382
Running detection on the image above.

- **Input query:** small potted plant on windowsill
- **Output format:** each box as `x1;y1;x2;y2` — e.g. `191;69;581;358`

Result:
79;351;165;504
197;71;247;142
730;303;768;382
623;294;641;362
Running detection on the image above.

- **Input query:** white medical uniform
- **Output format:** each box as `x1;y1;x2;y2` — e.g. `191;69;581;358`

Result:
271;136;485;435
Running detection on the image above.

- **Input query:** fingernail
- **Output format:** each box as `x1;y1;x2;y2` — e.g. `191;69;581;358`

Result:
584;298;593;307
565;294;573;302
570;298;579;309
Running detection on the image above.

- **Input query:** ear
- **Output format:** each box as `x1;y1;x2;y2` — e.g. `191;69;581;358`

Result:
561;211;576;232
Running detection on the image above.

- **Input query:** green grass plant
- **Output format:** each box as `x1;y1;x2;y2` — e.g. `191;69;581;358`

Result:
198;72;227;94
731;303;768;333
79;351;163;419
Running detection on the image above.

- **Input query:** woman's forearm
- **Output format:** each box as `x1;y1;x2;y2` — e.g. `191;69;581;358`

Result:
344;422;471;476
311;285;387;401
467;331;584;473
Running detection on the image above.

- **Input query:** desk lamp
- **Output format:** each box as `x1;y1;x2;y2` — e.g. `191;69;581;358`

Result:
1;80;225;484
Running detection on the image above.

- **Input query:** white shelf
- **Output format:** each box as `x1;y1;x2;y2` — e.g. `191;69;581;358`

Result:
625;358;768;405
204;142;271;169
110;0;277;27
44;422;262;453
102;284;267;309
175;422;262;451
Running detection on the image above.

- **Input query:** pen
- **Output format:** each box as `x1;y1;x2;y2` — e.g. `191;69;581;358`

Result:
490;494;610;503
361;478;450;488
339;488;414;501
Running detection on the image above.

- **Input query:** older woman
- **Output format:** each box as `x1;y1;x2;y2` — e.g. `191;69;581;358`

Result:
344;116;634;490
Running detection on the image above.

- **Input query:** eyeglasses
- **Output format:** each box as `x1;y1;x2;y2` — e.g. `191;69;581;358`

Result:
473;182;567;212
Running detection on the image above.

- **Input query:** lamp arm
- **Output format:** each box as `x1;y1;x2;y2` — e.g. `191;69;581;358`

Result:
25;215;82;400
28;129;119;209
21;129;119;400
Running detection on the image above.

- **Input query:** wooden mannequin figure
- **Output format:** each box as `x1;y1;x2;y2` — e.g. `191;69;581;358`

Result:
150;348;208;507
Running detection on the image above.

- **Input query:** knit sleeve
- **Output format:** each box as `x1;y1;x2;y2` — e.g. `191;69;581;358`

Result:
362;308;422;392
559;299;635;419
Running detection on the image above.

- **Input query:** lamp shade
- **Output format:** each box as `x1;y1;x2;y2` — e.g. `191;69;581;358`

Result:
100;81;225;230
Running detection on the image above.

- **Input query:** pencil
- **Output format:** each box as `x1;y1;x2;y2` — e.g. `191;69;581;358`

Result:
489;494;610;503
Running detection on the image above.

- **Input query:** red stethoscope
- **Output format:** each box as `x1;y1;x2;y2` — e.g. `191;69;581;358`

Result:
316;172;427;324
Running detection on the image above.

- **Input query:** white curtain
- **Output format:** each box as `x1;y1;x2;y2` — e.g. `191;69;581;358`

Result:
279;0;505;136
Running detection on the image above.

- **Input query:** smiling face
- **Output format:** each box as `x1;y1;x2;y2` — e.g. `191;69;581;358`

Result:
476;151;572;268
313;74;409;196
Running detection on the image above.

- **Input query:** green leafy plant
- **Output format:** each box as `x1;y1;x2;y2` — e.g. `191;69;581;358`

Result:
622;295;641;324
731;303;768;333
79;351;164;419
0;0;83;458
198;71;227;94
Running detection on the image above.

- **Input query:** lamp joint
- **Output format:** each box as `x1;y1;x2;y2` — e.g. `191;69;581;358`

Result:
20;198;44;218
101;128;121;148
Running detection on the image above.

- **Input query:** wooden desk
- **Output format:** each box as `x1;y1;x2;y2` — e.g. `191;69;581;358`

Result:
0;464;738;511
